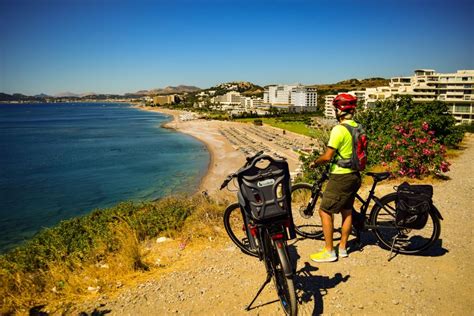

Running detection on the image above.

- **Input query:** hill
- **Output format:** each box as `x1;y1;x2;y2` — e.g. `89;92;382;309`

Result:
310;77;390;110
134;85;201;96
206;81;264;97
311;77;389;93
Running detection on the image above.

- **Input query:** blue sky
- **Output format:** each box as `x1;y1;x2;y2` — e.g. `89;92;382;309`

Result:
0;0;473;95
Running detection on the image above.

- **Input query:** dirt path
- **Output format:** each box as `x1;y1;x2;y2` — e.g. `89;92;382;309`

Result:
72;135;473;315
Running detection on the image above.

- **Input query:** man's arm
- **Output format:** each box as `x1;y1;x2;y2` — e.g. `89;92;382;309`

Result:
311;147;336;167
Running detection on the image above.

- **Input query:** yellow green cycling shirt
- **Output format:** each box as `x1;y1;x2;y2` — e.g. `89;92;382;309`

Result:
327;119;358;174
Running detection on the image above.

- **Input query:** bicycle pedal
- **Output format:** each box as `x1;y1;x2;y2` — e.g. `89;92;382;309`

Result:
242;238;250;246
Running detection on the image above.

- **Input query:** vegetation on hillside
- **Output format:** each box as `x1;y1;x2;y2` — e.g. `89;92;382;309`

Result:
0;196;224;314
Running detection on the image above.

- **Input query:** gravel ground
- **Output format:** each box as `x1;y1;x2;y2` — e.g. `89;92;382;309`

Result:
70;135;473;315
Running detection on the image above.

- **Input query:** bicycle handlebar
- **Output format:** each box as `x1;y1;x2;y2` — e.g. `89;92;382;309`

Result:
220;173;236;190
245;150;264;166
219;150;265;190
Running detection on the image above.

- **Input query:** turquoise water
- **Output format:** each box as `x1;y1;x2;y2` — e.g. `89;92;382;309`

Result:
0;103;209;252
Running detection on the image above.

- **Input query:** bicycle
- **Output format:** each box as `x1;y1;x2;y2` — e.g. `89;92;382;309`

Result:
221;151;298;315
290;164;443;255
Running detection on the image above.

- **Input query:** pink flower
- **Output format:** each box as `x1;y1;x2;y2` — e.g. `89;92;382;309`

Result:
423;148;432;155
418;138;428;144
422;122;429;131
440;161;450;173
397;156;405;163
428;130;435;136
384;143;392;150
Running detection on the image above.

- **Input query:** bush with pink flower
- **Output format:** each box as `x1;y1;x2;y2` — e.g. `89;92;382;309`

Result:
371;121;450;178
355;96;461;178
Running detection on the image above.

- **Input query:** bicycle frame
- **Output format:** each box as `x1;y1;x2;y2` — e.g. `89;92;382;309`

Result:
303;165;390;231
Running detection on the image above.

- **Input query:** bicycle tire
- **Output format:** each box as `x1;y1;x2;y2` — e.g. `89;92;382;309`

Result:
291;183;323;239
263;232;298;316
223;203;258;257
370;192;441;254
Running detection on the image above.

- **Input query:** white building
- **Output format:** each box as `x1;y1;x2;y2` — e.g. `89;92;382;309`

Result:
367;69;474;123
265;85;298;105
264;84;317;112
364;86;399;108
214;91;242;105
241;97;263;110
324;95;337;119
291;86;318;110
324;69;474;123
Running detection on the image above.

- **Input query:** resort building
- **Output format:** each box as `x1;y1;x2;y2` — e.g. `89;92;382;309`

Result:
264;84;317;112
153;95;177;105
264;85;298;105
214;91;242;105
324;70;474;124
241;97;263;110
291;86;318;110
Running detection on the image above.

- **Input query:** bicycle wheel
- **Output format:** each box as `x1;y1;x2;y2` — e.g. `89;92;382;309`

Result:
223;203;258;257
291;183;323;238
370;192;441;254
263;233;297;315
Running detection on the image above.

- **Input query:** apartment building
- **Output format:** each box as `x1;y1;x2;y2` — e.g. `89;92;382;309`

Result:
364;86;399;108
395;69;474;124
324;95;337;119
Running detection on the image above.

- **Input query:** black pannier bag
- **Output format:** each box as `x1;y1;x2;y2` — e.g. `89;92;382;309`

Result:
395;182;432;229
237;155;292;223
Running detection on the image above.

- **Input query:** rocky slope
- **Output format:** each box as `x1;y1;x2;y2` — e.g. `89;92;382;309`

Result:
69;136;473;315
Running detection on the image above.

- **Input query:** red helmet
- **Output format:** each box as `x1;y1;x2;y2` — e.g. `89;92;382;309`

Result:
333;93;357;112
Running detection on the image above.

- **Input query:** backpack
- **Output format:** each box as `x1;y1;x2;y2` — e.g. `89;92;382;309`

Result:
395;182;432;229
335;123;368;171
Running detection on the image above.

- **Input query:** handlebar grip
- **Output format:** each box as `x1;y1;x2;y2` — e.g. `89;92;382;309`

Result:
219;174;235;190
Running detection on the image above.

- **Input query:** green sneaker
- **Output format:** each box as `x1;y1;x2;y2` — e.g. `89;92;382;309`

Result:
310;248;337;262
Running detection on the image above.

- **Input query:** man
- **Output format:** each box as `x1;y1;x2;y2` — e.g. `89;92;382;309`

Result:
310;93;362;262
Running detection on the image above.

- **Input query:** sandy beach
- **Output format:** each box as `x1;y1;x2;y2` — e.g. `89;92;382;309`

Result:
134;106;313;197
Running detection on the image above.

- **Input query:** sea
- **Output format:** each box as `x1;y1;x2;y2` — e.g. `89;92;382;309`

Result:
0;102;209;253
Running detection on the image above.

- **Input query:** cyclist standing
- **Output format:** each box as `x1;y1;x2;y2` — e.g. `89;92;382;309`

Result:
309;93;362;262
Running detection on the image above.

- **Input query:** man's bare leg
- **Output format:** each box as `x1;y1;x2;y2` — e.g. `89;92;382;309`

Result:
319;209;334;251
339;208;352;250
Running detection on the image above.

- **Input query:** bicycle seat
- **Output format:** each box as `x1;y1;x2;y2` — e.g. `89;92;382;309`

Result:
366;172;391;182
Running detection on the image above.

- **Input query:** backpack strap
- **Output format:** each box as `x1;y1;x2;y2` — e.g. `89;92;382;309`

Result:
334;123;355;167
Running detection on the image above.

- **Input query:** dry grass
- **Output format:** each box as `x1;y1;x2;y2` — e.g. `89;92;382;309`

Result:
0;195;229;315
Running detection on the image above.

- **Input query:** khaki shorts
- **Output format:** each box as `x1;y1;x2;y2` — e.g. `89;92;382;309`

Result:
320;173;361;214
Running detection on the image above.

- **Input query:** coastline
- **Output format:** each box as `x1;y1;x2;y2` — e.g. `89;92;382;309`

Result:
133;105;245;196
133;105;312;197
